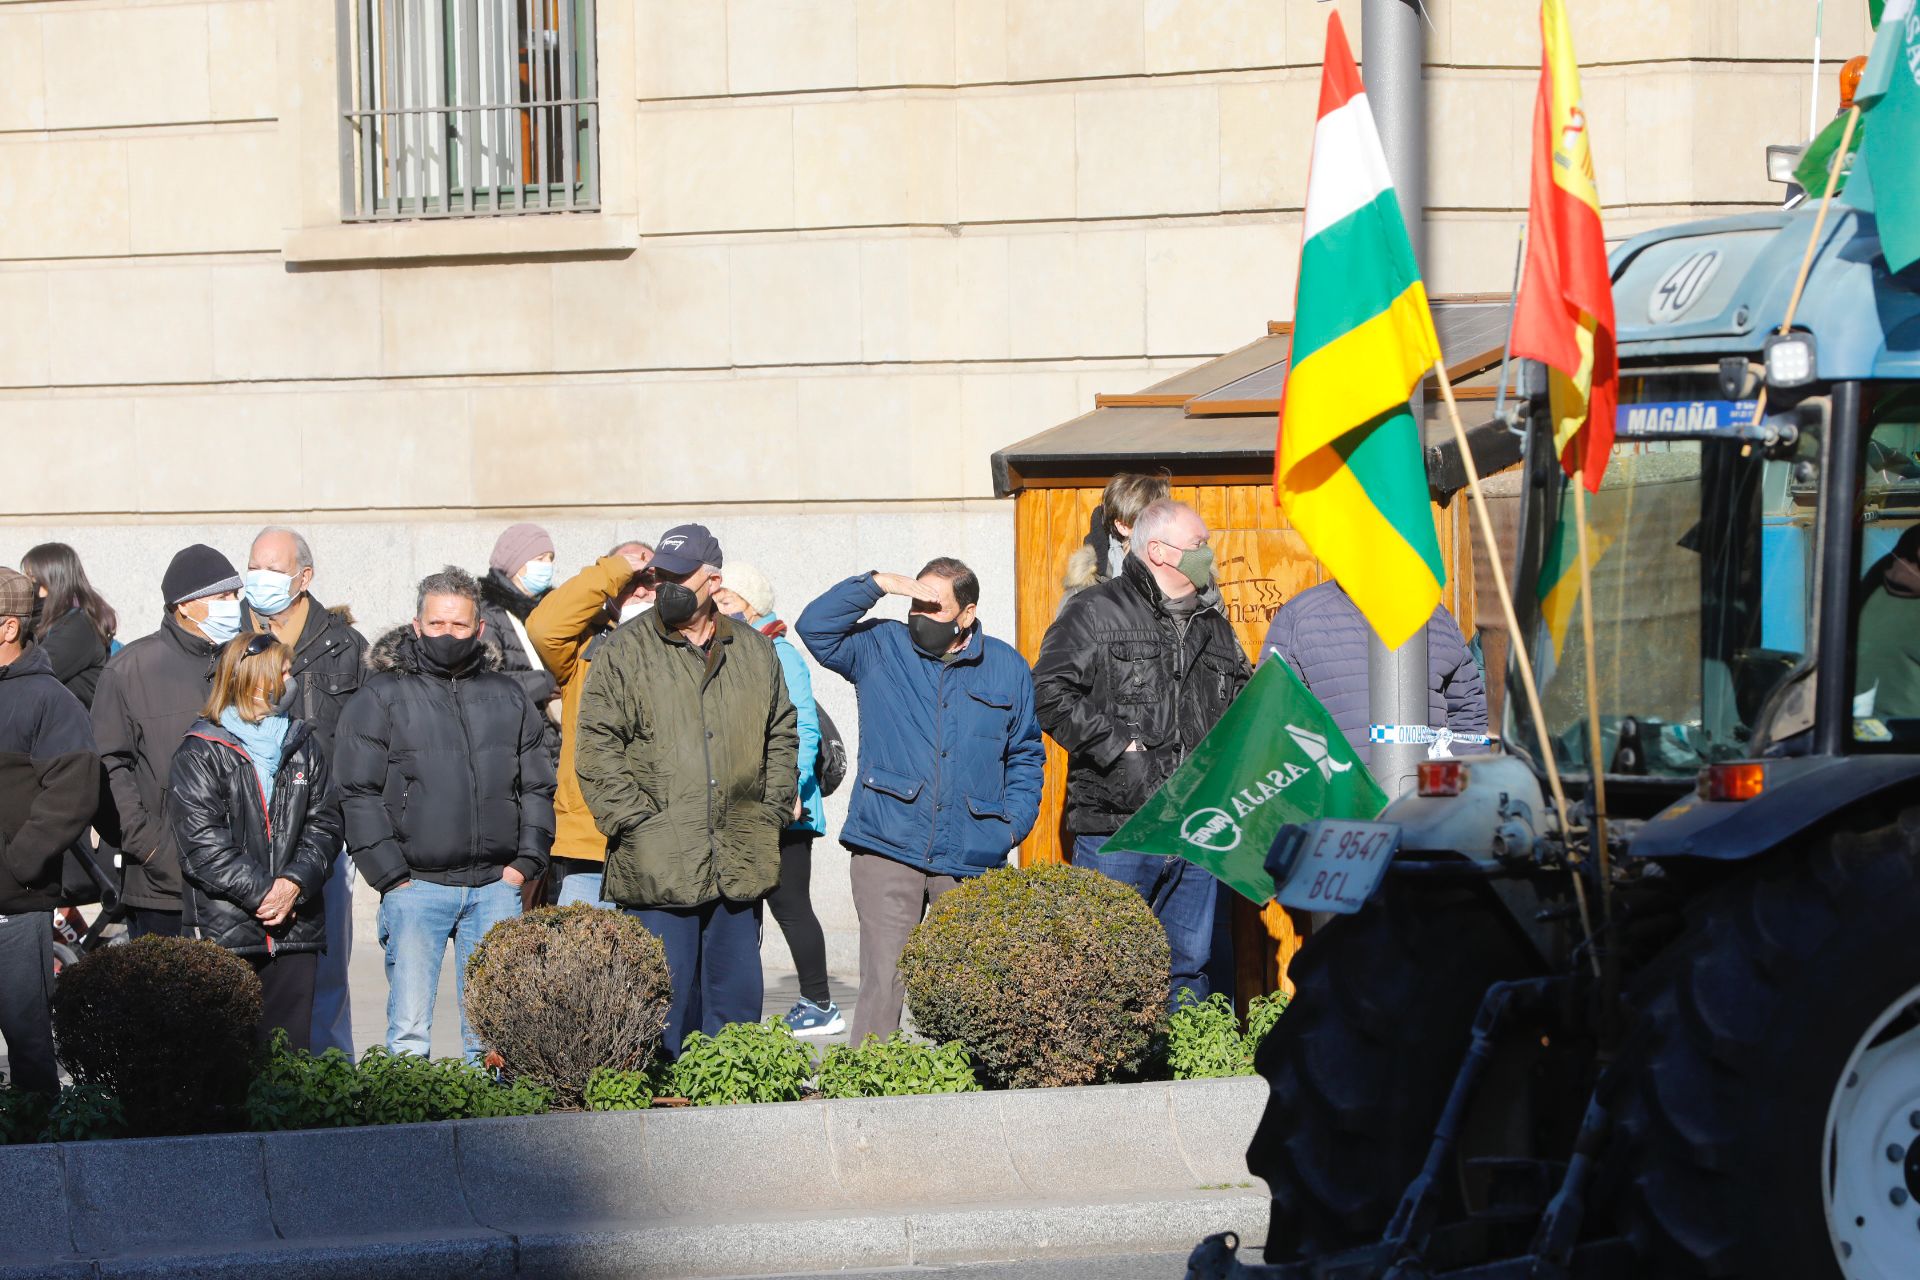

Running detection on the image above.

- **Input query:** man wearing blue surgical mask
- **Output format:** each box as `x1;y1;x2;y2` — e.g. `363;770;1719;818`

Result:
241;526;368;1056
91;544;244;938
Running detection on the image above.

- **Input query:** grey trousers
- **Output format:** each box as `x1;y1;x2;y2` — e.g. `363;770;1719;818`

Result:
310;850;354;1056
0;910;57;1093
848;850;957;1044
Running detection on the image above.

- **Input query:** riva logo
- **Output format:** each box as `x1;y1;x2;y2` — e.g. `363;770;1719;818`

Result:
1181;807;1242;852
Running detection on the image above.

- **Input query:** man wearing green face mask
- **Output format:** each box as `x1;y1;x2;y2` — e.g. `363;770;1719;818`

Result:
1032;498;1251;1008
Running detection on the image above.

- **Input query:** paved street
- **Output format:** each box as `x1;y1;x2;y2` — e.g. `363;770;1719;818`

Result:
743;1251;1215;1279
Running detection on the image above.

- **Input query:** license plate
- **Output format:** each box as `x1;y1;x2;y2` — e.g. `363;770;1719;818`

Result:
1271;819;1400;914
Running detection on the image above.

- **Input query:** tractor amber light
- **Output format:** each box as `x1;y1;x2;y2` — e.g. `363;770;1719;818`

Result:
1700;762;1765;802
1841;55;1868;111
1417;761;1468;797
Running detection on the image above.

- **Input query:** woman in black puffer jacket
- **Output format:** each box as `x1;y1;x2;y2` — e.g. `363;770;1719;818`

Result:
167;632;342;1051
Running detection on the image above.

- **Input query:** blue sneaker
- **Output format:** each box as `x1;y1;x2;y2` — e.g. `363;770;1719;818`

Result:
784;998;845;1037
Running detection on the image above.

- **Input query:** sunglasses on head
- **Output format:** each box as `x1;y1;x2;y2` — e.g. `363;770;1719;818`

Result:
230;632;277;658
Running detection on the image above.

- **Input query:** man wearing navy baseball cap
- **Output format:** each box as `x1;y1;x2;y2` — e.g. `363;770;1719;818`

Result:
573;524;798;1056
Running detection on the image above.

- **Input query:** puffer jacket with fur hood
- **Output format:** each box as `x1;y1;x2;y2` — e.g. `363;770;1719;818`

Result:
333;626;555;893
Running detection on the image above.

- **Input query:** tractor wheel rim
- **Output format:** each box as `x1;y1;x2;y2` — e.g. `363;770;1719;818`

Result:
1827;981;1920;1278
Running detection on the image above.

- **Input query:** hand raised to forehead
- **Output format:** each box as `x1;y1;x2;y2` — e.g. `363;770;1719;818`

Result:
872;572;943;605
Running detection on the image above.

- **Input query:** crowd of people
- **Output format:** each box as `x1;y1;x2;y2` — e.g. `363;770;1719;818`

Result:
0;478;1490;1090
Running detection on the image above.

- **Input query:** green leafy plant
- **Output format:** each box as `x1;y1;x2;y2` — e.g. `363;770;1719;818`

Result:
247;1032;549;1130
583;1065;663;1111
1166;990;1291;1079
0;1085;54;1145
464;905;673;1107
52;936;261;1136
44;1083;126;1142
899;863;1170;1089
817;1034;980;1099
668;1020;817;1106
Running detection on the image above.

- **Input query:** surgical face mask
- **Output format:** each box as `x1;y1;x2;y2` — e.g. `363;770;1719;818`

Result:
724;609;751;624
907;611;960;658
617;599;649;625
243;569;297;617
519;560;555;595
654;581;701;629
197;598;242;645
270;675;300;718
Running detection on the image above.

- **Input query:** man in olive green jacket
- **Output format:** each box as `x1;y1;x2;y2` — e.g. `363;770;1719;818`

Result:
574;524;798;1055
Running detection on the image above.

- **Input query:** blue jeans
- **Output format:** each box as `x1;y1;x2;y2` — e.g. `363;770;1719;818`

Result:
1073;835;1219;1008
627;898;764;1058
377;877;520;1059
310;849;354;1056
556;873;604;907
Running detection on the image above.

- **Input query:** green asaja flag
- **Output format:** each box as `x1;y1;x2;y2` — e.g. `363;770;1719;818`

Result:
1106;660;1387;905
1845;0;1920;273
1793;109;1863;196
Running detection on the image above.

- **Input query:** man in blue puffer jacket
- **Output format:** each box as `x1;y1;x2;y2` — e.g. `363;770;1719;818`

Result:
797;560;1044;1044
1261;579;1488;765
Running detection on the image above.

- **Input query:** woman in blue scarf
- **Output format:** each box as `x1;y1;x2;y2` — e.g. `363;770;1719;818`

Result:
167;633;342;1050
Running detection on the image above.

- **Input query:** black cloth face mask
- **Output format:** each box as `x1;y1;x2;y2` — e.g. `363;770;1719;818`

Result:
907;612;960;657
654;582;702;629
418;632;481;673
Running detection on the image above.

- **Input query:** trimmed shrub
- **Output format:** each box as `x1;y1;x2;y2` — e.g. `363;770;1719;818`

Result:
669;1020;816;1106
818;1034;980;1099
463;905;673;1106
52;936;260;1135
898;862;1170;1089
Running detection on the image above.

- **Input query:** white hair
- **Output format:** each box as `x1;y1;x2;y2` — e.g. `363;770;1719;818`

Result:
1129;499;1199;560
253;526;314;572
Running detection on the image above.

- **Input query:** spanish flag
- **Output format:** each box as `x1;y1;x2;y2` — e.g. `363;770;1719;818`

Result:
1512;0;1617;492
1274;12;1445;651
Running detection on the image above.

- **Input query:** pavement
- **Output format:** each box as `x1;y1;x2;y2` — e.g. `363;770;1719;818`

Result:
741;1252;1204;1278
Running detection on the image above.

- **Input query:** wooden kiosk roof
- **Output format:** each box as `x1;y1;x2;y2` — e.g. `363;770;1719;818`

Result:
990;296;1524;498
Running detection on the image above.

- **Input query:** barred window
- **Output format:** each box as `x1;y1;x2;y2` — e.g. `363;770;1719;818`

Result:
338;0;598;220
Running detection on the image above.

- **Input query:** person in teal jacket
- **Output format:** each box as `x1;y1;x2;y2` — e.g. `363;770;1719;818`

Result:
713;565;839;1036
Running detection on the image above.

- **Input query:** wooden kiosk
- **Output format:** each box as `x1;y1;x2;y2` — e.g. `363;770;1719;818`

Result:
990;298;1523;1004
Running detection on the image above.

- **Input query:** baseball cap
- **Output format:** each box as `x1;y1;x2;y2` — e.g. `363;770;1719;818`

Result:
651;524;723;576
0;567;33;619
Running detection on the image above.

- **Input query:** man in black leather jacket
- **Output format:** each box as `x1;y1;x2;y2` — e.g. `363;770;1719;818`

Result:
1032;499;1251;1006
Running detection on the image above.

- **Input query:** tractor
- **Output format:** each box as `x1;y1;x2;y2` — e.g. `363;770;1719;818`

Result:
1189;203;1920;1279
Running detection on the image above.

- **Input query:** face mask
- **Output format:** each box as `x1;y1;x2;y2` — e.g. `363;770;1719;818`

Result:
243;569;297;617
270;676;300;718
907;612;960;657
617;600;649;625
419;631;481;671
519;560;555;595
654;582;701;629
724;609;750;624
198;599;242;645
29;595;45;628
1175;546;1215;591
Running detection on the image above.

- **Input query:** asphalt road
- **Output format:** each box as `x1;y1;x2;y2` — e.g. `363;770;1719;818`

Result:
739;1251;1208;1279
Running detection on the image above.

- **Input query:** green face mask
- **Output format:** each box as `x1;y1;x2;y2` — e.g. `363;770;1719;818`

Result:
1175;545;1215;590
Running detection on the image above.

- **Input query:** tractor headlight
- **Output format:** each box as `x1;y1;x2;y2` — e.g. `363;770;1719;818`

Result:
1764;332;1817;389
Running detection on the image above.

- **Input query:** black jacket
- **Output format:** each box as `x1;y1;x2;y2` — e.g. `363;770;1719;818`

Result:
36;608;110;709
239;595;369;759
91;615;219;912
166;719;340;955
1031;555;1252;835
0;647;99;913
334;626;555;893
478;569;561;763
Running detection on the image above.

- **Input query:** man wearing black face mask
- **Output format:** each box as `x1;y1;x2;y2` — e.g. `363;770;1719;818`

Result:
574;525;798;1057
796;559;1045;1044
334;567;554;1059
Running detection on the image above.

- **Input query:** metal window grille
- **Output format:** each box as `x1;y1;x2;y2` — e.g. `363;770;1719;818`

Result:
337;0;598;219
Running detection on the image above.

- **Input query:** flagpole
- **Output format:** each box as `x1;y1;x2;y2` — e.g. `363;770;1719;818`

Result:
1431;357;1601;975
1570;474;1613;927
1752;104;1860;427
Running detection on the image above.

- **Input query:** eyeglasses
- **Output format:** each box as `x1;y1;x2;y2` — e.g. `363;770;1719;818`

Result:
231;632;277;658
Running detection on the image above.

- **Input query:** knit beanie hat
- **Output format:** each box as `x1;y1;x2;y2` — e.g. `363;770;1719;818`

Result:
162;544;243;607
489;523;555;577
724;562;774;620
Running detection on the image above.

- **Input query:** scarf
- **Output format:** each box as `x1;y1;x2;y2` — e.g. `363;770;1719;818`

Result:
219;707;291;806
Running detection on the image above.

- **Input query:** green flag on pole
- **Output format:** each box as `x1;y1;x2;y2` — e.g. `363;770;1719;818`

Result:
1871;0;1886;28
1105;660;1388;905
1794;109;1863;195
1845;0;1920;273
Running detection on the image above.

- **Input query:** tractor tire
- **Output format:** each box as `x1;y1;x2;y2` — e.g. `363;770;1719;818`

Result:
1247;880;1542;1260
1612;809;1920;1279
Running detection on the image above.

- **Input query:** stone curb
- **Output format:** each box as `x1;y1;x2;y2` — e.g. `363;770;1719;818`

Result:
0;1076;1269;1277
